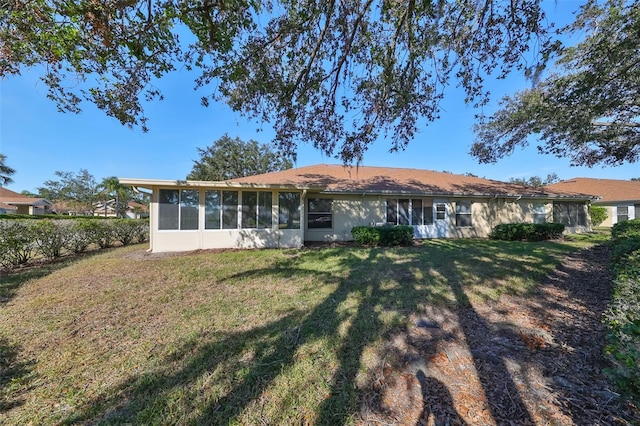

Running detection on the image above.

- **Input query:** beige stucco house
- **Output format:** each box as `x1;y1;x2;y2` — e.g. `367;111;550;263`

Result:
120;164;594;253
0;188;53;215
547;178;640;227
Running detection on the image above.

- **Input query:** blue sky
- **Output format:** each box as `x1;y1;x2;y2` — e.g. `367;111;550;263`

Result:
1;1;638;194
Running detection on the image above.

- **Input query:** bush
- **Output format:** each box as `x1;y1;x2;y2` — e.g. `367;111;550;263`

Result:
589;205;608;226
612;219;640;241
0;220;35;267
604;220;640;405
85;220;116;249
112;219;141;246
133;220;150;243
603;276;640;400
351;226;381;246
351;225;413;247
65;219;95;254
489;223;565;241
32;220;70;259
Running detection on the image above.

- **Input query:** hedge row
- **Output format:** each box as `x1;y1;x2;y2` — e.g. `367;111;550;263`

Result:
603;219;640;404
0;214;106;220
489;223;565;241
351;225;414;246
0;219;149;269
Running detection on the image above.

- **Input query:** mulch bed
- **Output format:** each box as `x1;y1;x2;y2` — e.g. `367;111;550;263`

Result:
359;245;640;425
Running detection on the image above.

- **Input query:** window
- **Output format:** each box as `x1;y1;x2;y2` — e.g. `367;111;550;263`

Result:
242;191;258;228
159;189;179;230
423;204;434;225
455;201;472;227
387;199;434;225
180;190;199;230
617;206;629;223
308;198;332;229
553;203;587;226
279;192;301;229
222;191;238;229
436;204;446;220
204;190;221;229
241;191;272;229
533;203;547;224
386;199;410;225
411;199;423;225
158;189;199;230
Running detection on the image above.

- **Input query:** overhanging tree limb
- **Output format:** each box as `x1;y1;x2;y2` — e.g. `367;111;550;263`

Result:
472;0;639;167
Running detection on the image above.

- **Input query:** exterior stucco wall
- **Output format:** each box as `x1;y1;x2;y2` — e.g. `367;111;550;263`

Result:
304;194;377;242
146;186;591;252
599;206;615;227
598;202;640;227
304;196;561;242
441;199;556;239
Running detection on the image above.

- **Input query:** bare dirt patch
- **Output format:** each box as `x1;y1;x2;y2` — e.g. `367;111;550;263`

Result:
360;245;640;425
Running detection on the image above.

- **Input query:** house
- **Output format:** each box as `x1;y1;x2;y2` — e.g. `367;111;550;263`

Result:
0;188;53;215
0;202;18;214
92;199;149;219
119;164;595;253
546;178;640;227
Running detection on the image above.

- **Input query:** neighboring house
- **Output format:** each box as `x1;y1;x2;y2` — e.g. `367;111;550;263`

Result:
126;201;150;219
120;164;595;253
547;178;640;227
0;201;18;214
0;188;53;215
92;199;149;219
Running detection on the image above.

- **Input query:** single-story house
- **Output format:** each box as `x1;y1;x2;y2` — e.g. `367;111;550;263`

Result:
0;188;53;215
0;201;18;214
546;178;640;227
119;164;595;253
93;199;150;219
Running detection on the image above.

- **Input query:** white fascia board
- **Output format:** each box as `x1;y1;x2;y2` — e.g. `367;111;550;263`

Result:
118;178;320;191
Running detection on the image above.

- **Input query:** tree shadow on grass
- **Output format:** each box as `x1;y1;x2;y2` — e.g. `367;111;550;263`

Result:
0;335;34;413
60;241;599;424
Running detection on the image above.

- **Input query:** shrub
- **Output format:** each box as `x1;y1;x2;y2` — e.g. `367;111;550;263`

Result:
603;277;640;400
351;225;413;247
589;205;608;226
604;220;640;405
0;220;35;267
351;226;381;246
85;220;116;249
133;220;150;243
32;220;70;259
612;219;640;241
65;219;95;254
489;223;564;241
112;219;140;246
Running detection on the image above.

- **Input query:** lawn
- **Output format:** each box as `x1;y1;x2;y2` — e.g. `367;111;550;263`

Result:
0;234;610;424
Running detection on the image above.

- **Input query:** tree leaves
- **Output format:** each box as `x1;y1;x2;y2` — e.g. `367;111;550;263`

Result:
472;0;640;167
186;134;293;180
3;1;552;162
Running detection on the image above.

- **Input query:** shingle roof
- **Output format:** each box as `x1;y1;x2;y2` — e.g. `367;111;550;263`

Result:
546;178;640;203
0;187;52;205
228;164;593;199
0;202;18;211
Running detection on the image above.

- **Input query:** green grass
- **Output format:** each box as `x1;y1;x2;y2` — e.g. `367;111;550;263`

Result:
0;235;606;425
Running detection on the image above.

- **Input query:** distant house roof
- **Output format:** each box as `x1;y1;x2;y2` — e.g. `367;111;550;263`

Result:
547;178;640;204
0;187;52;207
122;164;595;200
128;201;149;212
0;201;18;212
